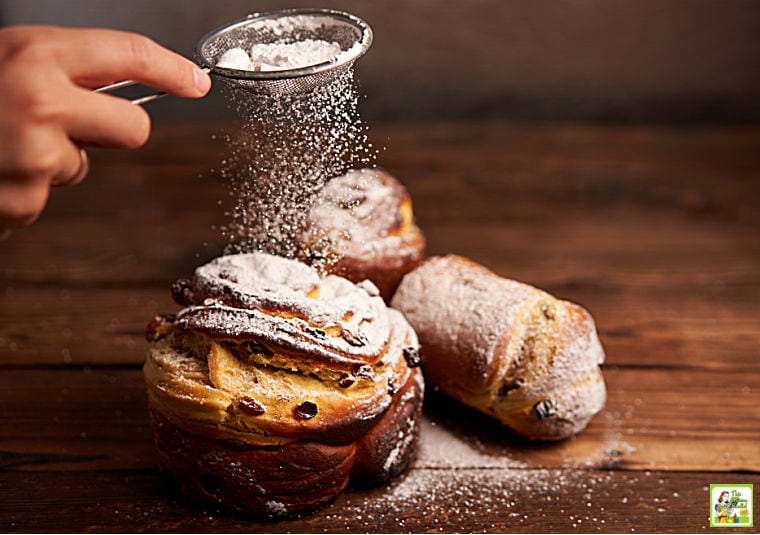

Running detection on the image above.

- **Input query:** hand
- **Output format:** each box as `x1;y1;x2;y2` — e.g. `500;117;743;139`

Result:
0;25;212;239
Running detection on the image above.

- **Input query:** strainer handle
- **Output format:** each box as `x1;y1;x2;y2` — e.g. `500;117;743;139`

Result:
93;67;211;105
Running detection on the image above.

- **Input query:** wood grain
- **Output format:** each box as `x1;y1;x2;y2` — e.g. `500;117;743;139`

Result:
3;227;757;369
3;468;758;533
1;367;757;473
0;121;758;532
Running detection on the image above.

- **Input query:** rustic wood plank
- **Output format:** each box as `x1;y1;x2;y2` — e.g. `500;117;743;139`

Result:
2;468;756;533
2;123;758;285
2;212;757;369
379;123;760;224
1;122;758;532
0;286;173;366
2;275;758;374
0;368;156;473
1;279;757;370
3;192;758;369
1;367;757;473
5;206;756;290
0;192;227;286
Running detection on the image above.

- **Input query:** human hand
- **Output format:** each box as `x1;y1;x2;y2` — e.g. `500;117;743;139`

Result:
0;25;212;239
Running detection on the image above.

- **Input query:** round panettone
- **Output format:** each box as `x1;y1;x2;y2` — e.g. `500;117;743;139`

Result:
299;168;425;301
144;252;424;518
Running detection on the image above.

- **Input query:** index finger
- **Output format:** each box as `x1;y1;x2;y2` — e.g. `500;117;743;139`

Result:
51;27;211;98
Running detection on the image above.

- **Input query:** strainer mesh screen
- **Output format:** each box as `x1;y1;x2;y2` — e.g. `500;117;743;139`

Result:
196;11;368;95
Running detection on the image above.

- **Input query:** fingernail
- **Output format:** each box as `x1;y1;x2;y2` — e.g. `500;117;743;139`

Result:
193;66;211;94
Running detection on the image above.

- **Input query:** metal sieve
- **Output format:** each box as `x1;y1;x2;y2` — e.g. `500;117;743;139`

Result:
196;8;373;96
95;9;373;103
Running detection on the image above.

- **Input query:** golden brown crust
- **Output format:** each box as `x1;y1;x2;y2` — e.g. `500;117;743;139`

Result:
144;253;424;517
149;367;424;518
144;309;417;446
351;368;424;485
150;410;354;519
298;168;425;301
169;253;395;368
391;255;606;441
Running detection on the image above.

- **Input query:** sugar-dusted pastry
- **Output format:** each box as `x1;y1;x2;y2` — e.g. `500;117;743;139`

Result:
391;255;605;441
144;253;424;518
299;168;425;301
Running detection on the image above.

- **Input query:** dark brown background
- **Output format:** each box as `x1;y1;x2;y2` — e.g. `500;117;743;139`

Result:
1;2;759;532
2;0;759;122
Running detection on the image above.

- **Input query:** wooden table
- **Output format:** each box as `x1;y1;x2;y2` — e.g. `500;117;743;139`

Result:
1;121;758;533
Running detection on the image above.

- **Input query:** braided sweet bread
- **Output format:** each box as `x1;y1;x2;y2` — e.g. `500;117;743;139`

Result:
391;255;606;441
298;168;425;301
144;253;424;518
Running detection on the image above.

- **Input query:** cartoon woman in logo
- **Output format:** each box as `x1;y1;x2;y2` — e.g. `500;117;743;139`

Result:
714;491;733;524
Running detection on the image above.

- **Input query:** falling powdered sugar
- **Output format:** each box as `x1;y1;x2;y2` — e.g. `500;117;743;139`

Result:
208;11;379;265
218;66;378;259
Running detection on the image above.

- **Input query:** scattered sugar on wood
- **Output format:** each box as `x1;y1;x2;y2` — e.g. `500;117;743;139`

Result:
333;468;638;532
317;409;651;532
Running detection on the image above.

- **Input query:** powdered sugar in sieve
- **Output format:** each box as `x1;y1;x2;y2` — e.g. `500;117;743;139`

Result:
196;9;373;95
95;9;372;103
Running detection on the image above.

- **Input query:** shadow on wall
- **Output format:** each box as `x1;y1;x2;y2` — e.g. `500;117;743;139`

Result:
2;0;759;123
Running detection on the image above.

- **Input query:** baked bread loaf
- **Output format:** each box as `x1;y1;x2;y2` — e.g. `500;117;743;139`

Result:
144;252;424;518
391;255;605;441
298;168;425;301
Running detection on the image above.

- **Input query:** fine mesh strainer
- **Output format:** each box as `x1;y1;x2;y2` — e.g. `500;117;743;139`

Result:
95;9;372;103
197;8;373;95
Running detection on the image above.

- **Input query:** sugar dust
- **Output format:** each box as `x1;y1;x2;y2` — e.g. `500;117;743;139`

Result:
217;67;378;259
